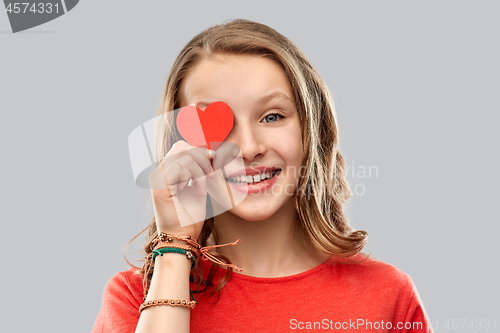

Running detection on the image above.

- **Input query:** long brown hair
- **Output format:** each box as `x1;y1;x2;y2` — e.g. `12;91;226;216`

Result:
125;18;368;298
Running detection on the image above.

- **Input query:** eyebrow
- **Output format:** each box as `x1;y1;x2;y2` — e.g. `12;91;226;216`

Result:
257;91;295;106
195;91;295;109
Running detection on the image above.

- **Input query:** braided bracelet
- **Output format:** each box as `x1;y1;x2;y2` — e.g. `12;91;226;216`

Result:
153;232;243;272
154;242;198;255
154;232;201;250
152;247;196;269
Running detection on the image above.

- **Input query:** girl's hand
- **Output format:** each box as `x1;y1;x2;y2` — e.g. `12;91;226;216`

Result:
148;140;215;239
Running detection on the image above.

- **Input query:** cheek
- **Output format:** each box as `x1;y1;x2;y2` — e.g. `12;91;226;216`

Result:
276;124;303;174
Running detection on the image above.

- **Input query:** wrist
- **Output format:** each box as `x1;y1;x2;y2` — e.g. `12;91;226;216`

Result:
154;252;192;273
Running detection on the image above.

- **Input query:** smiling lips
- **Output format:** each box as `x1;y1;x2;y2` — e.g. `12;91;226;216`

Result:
225;167;282;188
227;169;281;185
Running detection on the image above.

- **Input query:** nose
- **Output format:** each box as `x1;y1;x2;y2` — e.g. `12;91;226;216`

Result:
226;121;266;162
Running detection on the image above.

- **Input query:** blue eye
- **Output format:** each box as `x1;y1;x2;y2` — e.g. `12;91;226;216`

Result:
262;112;282;123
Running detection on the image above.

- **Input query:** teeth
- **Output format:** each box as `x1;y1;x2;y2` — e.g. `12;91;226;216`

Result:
228;170;279;184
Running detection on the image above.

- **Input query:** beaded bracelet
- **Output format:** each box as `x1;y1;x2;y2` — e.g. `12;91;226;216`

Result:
153;232;243;271
140;287;198;312
139;298;196;312
152;247;196;269
141;233;242;314
154;232;201;250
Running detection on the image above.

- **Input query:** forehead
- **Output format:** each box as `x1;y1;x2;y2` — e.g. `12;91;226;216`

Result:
179;54;294;108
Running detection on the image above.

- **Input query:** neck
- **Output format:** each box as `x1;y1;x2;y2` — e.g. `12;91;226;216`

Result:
212;197;328;278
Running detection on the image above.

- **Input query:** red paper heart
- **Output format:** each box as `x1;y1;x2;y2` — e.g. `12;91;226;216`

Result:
176;102;234;150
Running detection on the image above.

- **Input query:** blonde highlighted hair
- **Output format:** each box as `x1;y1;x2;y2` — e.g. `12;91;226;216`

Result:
125;19;368;297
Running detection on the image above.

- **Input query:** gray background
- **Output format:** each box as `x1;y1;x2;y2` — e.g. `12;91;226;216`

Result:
1;1;498;332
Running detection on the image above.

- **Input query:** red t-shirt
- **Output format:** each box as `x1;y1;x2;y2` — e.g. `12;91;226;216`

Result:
92;255;433;332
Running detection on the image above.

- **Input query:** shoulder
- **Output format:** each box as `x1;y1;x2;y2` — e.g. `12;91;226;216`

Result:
110;266;144;285
102;266;144;305
318;255;433;331
321;255;422;315
324;254;414;294
93;267;143;333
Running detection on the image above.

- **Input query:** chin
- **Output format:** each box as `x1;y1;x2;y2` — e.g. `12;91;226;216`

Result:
228;203;277;221
230;194;292;221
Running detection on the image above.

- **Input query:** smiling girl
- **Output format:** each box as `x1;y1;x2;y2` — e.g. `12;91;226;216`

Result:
93;19;432;333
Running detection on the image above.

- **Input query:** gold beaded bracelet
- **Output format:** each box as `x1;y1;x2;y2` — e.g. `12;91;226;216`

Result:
139;298;196;313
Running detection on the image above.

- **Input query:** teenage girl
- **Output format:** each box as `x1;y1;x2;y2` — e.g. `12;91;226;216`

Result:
93;19;432;333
